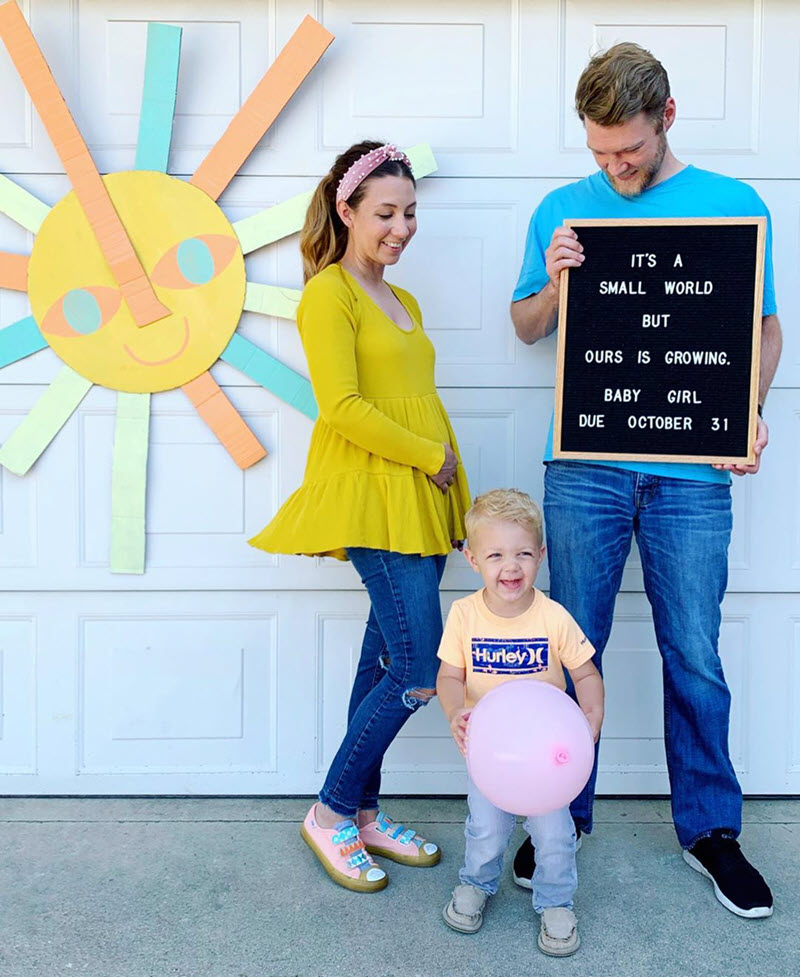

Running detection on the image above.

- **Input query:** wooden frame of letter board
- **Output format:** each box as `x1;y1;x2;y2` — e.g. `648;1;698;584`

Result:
553;217;766;465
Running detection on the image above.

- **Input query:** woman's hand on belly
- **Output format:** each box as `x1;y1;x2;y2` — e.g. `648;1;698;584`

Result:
430;444;458;492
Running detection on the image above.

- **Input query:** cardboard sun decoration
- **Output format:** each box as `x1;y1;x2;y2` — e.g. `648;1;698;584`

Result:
0;3;438;573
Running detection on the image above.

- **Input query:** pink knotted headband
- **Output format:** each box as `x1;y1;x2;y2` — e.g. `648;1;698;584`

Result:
336;144;412;203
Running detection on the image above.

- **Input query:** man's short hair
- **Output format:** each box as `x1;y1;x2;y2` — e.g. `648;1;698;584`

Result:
575;42;670;130
465;488;543;548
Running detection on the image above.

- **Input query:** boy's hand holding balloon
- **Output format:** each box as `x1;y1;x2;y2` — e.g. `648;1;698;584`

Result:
448;706;472;757
585;707;603;743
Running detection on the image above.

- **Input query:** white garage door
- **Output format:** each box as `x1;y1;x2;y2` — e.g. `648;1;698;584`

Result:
1;0;798;795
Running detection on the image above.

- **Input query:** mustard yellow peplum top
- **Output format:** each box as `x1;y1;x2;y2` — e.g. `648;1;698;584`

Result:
248;263;471;561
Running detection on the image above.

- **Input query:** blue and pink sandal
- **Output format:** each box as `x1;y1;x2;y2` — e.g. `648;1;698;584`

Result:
301;804;388;892
360;811;441;866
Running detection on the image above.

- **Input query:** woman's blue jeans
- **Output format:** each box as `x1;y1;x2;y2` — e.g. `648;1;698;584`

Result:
543;461;741;849
318;548;447;818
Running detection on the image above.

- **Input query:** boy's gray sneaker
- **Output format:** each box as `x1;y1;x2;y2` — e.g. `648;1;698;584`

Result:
538;907;580;956
442;884;487;933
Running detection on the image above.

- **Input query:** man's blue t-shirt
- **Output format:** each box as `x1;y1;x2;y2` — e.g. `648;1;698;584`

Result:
514;165;777;484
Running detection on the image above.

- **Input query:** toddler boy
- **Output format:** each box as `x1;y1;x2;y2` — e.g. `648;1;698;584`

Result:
437;489;603;956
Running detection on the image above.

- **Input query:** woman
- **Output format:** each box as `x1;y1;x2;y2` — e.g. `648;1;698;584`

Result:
250;141;471;892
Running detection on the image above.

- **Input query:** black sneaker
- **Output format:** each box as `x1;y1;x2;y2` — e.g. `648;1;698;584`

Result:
683;832;773;918
512;825;582;890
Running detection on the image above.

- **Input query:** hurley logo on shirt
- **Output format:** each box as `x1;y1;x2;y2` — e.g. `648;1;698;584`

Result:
471;637;549;674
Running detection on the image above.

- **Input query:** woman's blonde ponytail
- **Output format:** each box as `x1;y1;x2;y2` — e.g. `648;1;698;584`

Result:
300;171;345;283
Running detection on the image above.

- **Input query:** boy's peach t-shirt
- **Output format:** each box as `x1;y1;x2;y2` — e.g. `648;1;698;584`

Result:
437;588;595;708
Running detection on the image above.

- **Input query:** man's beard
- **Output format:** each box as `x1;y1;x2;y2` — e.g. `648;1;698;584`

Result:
609;131;667;197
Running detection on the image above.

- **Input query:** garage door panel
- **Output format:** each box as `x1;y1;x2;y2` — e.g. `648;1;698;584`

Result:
78;613;277;775
0;405;38;569
0;0;796;797
0;617;37;775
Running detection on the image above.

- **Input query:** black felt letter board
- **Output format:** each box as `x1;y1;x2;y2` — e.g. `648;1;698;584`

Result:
554;218;765;465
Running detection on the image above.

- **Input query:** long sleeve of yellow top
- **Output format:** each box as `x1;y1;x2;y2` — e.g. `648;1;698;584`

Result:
297;273;447;477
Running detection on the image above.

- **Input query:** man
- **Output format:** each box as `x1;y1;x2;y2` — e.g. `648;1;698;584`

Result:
510;42;782;918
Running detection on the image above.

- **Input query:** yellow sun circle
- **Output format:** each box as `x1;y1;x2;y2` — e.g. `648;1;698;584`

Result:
27;170;246;393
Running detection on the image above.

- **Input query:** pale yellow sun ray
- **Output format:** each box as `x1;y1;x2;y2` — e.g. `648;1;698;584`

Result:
232;144;439;256
232;190;314;254
243;282;301;321
0;365;92;475
111;392;150;574
0;173;50;233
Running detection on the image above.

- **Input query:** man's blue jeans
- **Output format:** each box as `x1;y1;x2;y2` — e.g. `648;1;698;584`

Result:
543;461;741;849
318;548;447;818
460;775;577;913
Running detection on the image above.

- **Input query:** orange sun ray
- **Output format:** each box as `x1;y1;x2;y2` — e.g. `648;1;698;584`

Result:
0;1;169;327
0;250;28;290
190;15;333;201
181;371;267;469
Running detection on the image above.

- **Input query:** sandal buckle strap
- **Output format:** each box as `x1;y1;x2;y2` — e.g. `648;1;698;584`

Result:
348;849;370;869
375;812;420;847
332;824;359;845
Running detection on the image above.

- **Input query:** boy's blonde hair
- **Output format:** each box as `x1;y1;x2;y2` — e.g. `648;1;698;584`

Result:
465;488;543;548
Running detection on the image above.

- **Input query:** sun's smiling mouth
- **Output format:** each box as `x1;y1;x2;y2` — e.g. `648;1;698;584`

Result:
123;315;190;366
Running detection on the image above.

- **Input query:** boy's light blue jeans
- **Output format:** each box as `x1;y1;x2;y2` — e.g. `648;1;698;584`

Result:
460;775;577;913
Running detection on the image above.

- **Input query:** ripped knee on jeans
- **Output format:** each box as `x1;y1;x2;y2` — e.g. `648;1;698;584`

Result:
401;687;436;710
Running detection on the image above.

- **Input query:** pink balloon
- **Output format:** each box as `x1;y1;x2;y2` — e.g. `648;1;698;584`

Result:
466;680;594;816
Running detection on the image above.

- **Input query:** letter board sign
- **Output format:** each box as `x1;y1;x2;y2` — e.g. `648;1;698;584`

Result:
553;217;765;464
